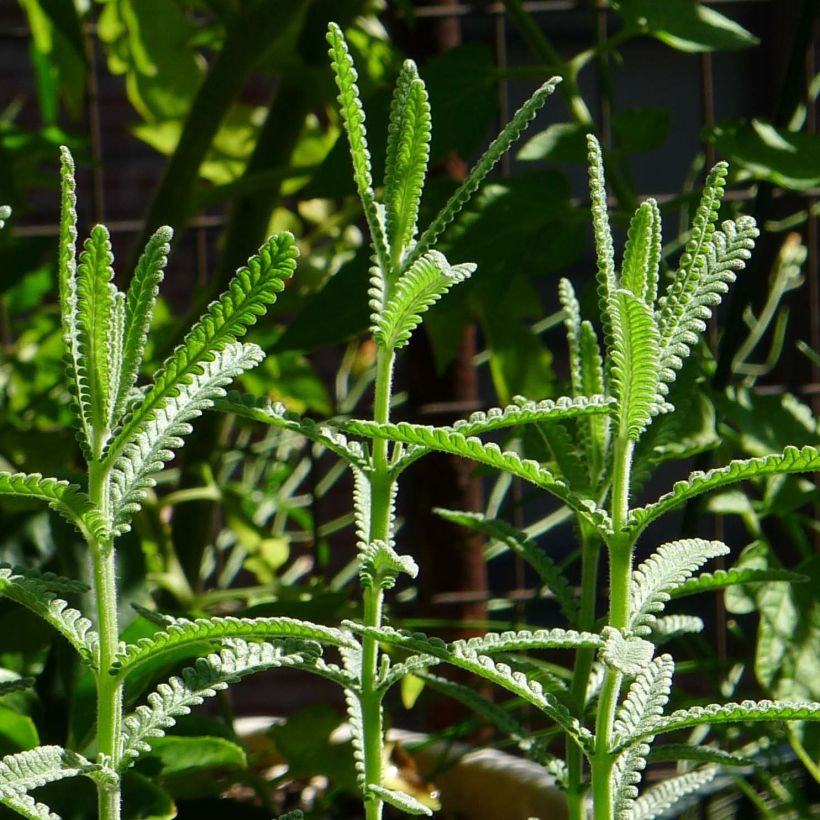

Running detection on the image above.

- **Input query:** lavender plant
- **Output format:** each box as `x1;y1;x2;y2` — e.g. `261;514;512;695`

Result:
0;152;357;820
0;20;818;820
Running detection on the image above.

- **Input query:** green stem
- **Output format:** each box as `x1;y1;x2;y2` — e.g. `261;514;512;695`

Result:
360;348;396;820
89;463;122;820
565;525;601;820
591;436;635;820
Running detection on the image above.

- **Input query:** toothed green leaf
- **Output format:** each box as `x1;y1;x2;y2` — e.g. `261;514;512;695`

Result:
609;288;662;440
120;639;326;769
578;319;609;481
631;699;820;745
326;22;389;274
613;739;650;820
384;60;431;262
110;615;352;680
612;654;674;748
213;392;369;469
0;472;106;540
0;746;99;800
586;135;617;357
114;226;172;423
649;614;704;644
57;146;90;454
630;768;719;820
368;785;432;816
346;622;593;747
109;342;264;534
359;540;418;590
630;539;730;635
621;198;661;306
107;233;296;463
559;278;583;396
105;233;298;528
0;566;99;664
343;420;612;531
629;446;820;537
646;744;753;767
451;394;614;438
670;567;809;598
0;678;35;698
374;250;474;349
434;509;578;621
407;76;561;268
76;224;117;441
657;215;758;396
600;627;655;676
0;790;59;820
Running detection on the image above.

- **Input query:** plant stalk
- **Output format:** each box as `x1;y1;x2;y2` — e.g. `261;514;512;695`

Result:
591;436;635;819
565;524;601;820
360;347;396;820
89;462;123;820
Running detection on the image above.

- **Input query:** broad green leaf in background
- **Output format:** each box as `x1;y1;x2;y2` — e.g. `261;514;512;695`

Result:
612;0;759;53
18;0;88;122
98;0;203;121
139;735;248;799
270;704;358;794
708;119;820;191
517;122;588;164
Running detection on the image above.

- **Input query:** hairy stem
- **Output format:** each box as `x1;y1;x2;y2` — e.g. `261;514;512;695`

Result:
566;524;601;819
591;436;635;819
89;464;122;820
360;348;396;820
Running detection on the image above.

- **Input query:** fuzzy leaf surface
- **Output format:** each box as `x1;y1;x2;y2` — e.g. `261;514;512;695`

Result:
670;567;807;598
631;767;718;820
346;623;592;747
0;566;98;664
0;472;105;540
657;214;757;396
449;394;613;438
368;785;432;816
586;135;617;356
384;60;431;260
627;699;820;746
75;224;116;437
57;147;90;454
600;627;655;676
374;251;474;349
407;76;561;267
343;420;612;531
630;539;730;635
120;639;324;768
109;342;264;533
111;615;352;679
106;232;297;471
0;746;100;806
629;445;820;537
326;23;389;273
114;226;172;422
620;198;661;305
609;288;662;440
213;392;368;469
613;654;674;748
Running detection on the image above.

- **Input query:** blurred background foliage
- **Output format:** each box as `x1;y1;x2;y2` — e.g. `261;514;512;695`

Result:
0;0;818;816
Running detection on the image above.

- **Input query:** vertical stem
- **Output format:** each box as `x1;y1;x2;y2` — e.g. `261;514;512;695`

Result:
591;436;635;820
360;348;395;820
89;462;122;820
565;526;601;820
